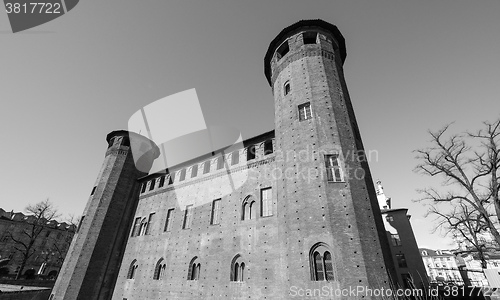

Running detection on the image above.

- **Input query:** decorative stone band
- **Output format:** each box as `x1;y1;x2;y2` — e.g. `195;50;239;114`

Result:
140;155;276;199
270;49;336;86
105;148;129;157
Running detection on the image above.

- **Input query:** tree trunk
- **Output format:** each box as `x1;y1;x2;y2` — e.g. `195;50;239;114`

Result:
15;260;26;280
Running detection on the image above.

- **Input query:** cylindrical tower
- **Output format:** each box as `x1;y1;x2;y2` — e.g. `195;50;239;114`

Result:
264;19;397;294
51;131;159;300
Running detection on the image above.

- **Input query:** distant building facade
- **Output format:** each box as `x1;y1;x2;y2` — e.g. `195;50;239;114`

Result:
376;181;429;289
420;248;463;285
0;208;75;279
456;252;500;287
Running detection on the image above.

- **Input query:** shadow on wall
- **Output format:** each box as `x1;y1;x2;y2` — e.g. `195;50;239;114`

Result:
0;289;51;300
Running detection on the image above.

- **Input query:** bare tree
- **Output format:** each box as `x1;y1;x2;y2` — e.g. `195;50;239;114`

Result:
414;118;500;254
7;199;60;279
51;214;77;265
428;202;490;268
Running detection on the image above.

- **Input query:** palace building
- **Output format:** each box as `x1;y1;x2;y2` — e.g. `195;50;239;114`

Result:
51;19;399;300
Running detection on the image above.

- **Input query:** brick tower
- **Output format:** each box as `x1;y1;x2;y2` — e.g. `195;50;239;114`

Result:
51;131;159;300
264;19;396;294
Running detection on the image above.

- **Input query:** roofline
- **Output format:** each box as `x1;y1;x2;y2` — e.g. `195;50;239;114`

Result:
138;129;275;181
264;19;347;86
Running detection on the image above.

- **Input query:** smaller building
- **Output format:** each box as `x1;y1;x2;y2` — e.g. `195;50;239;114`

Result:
0;208;76;279
377;181;429;289
420;248;464;285
456;252;500;287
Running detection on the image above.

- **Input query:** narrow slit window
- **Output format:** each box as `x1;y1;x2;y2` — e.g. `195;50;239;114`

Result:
145;213;155;235
179;169;186;182
231;150;239;165
298;102;312;121
183;205;193;229
247;145;255;161
140;183;147;193
284;81;291;96
158;175;165;188
149;179;156;191
191;164;198;178
164;208;174;232
325;154;343;182
131;217;141;237
211;199;221;225
217;156;224;170
203;160;211;174
261;187;273;217
264;140;273;155
169;172;175;184
90;186;97;195
276;41;289;60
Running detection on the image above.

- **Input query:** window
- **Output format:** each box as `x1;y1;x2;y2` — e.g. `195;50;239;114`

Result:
261;188;273;217
158;175;166;188
391;234;402;246
77;216;85;233
242;196;256;221
127;260;138;279
149;179;156;191
191;165;198;178
217;156;224;170
169;172;175;184
246;145;255;161
284;81;291;96
303;31;318;45
179;169;186;181
310;243;334;281
231;150;239;165
132;217;141;237
203;160;211;174
230;254;245;282
183;205;193;229
325;154;343;182
264;140;273;155
396;254;408;268
139;218;148;235
276;41;289;60
211;199;221;225
153;258;166;280
90;186;97;195
298;102;312;121
187;257;201;281
164;209;174;232
140;183;147;193
145;213;155;235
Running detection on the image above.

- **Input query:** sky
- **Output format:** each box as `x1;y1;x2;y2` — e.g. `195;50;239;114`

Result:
0;0;499;250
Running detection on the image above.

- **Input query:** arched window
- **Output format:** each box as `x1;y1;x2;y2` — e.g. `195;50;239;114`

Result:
230;254;246;282
187;257;201;281
127;259;138;279
310;243;334;281
153;258;166;280
284;81;291;96
242;196;256;221
139;218;148;236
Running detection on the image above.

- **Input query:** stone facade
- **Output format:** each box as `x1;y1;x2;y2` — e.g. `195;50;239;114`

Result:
54;19;398;300
0;209;75;279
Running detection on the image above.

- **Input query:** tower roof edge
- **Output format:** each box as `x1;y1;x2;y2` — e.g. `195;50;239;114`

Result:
264;19;347;86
